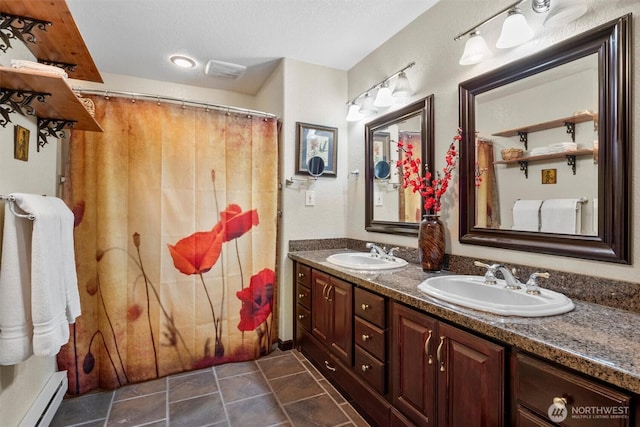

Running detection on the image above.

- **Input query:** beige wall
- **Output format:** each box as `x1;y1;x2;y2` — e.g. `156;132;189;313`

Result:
346;0;639;281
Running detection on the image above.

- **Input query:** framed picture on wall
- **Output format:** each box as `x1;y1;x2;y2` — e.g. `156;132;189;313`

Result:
14;125;29;162
295;122;338;177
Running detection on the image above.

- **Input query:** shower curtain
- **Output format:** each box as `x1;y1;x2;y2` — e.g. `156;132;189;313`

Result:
57;97;278;395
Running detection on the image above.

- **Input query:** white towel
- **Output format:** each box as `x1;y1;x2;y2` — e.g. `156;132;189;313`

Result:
512;199;542;231
540;199;581;234
0;194;81;365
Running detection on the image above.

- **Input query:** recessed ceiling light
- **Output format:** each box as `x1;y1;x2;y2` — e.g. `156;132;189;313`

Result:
170;55;196;68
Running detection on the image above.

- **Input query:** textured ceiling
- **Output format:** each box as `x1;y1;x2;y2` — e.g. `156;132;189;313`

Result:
66;0;440;94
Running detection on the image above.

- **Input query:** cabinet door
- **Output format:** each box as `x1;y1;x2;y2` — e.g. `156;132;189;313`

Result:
437;322;505;427
392;302;438;427
330;277;353;365
311;270;332;345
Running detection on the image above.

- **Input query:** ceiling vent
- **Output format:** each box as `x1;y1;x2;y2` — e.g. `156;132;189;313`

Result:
204;60;247;80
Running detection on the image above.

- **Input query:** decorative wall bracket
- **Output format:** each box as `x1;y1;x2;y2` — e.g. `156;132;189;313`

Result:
39;59;77;74
38;118;76;151
517;131;528;150
566;154;577;175
0;88;50;127
518;161;529;178
0;13;51;52
564;121;576;142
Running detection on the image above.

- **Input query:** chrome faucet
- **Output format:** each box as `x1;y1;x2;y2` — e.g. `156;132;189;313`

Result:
493;265;522;290
365;242;387;257
474;261;550;292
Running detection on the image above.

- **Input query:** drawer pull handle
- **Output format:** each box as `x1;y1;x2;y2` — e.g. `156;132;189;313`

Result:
553;397;568;409
298;314;305;320
361;303;370;311
424;329;433;365
361;364;371;372
361;334;371;342
324;360;336;372
322;284;328;300
436;336;445;372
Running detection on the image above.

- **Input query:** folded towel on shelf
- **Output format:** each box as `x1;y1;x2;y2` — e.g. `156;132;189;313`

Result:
0;194;80;365
540;198;582;234
512;199;543;231
10;59;68;79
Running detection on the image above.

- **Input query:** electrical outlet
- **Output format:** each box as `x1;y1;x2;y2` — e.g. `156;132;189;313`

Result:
305;190;315;206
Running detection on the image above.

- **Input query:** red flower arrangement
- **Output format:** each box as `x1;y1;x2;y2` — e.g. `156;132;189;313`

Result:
397;128;461;214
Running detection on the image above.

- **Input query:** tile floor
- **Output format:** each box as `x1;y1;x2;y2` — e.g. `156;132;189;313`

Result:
50;349;370;427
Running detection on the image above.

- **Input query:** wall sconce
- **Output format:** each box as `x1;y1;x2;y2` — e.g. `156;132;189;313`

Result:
345;62;415;121
454;0;588;65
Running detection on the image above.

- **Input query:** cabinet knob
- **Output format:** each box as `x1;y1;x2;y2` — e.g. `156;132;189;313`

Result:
553;397;568;409
298;293;305;299
361;303;370;311
298;272;305;278
298;314;305;320
361;334;371;342
361;364;371;372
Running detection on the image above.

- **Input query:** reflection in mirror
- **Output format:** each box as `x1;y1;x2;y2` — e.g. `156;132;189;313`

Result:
475;54;598;236
365;96;434;236
308;156;325;177
459;15;630;263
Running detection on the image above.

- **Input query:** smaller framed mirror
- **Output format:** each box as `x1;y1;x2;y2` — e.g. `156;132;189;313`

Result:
365;96;434;236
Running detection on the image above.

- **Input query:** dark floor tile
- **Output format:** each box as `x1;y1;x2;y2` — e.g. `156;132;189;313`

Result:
142;421;168;427
318;378;346;404
284;394;349;427
302;359;324;381
218;371;271;403
225;393;288;426
340;403;370;427
114;377;167;401
270;372;324;405
107;392;166;426
214;360;259;379
257;353;305;380
169;393;227;426
50;391;113;427
169;369;217;402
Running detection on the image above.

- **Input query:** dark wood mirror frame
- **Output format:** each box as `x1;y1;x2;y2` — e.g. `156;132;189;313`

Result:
458;14;631;263
365;96;434;236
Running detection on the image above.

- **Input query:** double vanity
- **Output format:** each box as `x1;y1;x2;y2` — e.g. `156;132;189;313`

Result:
289;246;640;427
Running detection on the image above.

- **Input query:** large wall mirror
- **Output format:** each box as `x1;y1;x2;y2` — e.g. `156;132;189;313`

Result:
365;96;434;236
459;15;630;263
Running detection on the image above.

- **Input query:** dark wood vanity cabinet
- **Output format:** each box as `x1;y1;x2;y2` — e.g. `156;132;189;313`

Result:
391;302;505;427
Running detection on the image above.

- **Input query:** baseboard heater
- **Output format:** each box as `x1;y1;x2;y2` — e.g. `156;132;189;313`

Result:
19;371;67;427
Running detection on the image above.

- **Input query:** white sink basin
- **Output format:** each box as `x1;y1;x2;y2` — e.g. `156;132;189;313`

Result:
326;252;408;271
417;275;574;317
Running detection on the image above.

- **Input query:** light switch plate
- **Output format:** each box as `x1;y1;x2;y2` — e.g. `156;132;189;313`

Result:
305;190;315;206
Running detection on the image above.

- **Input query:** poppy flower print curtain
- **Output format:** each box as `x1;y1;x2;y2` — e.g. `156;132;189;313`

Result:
57;97;278;395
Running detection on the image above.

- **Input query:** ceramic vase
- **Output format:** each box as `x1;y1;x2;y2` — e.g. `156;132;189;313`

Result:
418;215;445;272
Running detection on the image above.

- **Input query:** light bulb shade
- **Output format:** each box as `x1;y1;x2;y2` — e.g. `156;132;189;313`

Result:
374;84;394;107
359;93;378;116
392;72;413;99
459;33;493;65
544;0;588;28
496;10;534;49
345;102;363;121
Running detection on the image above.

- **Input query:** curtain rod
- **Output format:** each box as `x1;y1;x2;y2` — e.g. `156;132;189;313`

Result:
72;88;278;120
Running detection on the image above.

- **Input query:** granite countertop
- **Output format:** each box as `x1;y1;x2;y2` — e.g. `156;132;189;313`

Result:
289;248;640;395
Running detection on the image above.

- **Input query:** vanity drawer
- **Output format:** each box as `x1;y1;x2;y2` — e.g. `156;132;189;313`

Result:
355;345;385;394
354;287;385;328
515;353;631;427
354;316;385;361
297;304;311;332
296;283;311;310
296;263;311;287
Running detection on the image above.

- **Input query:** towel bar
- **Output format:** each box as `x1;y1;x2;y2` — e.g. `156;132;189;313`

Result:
0;195;36;220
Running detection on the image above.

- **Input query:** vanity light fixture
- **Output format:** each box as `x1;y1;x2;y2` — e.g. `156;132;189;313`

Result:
459;31;493;65
496;8;534;49
170;55;196;69
345;61;415;121
543;0;588;28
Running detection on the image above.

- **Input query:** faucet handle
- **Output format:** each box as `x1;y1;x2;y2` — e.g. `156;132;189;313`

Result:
525;272;550;295
474;260;498;285
387;247;399;257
